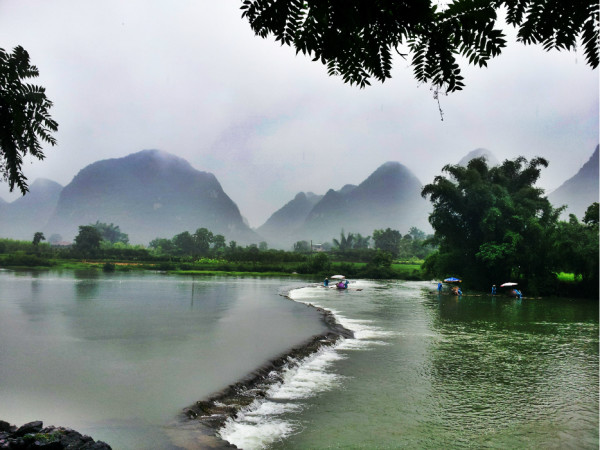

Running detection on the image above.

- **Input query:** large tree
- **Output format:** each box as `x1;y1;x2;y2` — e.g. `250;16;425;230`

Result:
92;221;129;245
552;203;599;290
0;46;57;194
421;156;560;293
74;225;103;258
241;0;598;93
372;227;402;258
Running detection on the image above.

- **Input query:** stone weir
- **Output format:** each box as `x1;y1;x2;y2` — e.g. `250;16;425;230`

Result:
0;420;111;449
177;296;354;447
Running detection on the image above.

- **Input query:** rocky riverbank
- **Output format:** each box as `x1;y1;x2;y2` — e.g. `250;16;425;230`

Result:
0;420;111;449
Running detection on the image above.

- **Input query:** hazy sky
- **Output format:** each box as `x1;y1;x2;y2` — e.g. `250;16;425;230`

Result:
1;1;598;227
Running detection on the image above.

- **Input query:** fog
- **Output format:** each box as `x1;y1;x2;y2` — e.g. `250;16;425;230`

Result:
0;1;597;226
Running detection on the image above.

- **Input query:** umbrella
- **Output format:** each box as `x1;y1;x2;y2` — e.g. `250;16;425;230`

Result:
500;282;518;287
444;277;461;282
330;275;346;279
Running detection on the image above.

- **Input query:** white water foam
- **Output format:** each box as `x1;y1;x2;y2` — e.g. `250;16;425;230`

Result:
218;282;395;449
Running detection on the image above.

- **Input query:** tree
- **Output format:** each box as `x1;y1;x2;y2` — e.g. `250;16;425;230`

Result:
259;241;268;251
193;227;214;255
32;231;45;246
553;212;599;287
241;1;598;94
213;234;226;250
1;46;58;194
332;230;355;251
408;227;426;241
372;228;402;258
173;231;195;255
353;233;371;249
92;221;129;244
421;156;560;293
583;202;599;226
293;240;311;252
149;237;176;255
74;225;102;257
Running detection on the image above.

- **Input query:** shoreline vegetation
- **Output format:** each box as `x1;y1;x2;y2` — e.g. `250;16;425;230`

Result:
0;254;593;299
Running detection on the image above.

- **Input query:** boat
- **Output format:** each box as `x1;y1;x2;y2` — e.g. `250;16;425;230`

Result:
330;275;348;289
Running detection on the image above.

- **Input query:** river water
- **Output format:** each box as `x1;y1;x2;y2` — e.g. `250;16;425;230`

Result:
0;270;326;448
0;272;597;449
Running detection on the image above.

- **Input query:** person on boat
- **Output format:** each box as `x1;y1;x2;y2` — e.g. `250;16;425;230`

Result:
324;277;329;287
491;285;497;295
337;281;345;289
437;282;443;293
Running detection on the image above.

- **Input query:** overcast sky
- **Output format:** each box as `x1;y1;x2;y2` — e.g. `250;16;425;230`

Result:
1;1;598;227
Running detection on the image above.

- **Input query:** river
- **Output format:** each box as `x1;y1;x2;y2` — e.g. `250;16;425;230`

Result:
0;272;597;449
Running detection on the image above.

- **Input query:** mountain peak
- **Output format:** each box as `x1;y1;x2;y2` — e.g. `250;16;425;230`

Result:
549;145;599;219
458;148;500;167
44;150;256;244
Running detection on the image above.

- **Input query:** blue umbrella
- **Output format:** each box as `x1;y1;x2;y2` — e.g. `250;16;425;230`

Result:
444;277;461;282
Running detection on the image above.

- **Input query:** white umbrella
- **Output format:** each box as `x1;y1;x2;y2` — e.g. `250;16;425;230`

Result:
500;282;518;287
330;275;345;279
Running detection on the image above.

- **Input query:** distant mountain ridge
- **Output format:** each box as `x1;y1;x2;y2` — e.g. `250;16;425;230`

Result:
548;145;599;220
259;161;432;248
458;148;500;166
44;150;259;244
256;192;323;247
0;178;63;240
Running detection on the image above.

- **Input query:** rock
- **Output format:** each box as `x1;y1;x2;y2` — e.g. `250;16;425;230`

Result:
15;421;43;437
0;421;111;450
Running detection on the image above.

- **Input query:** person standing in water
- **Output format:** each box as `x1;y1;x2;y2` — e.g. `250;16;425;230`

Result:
438;282;443;293
324;278;329;287
491;285;497;295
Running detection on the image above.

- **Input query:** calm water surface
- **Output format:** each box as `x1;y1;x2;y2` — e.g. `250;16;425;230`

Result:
0;270;326;449
0;272;597;449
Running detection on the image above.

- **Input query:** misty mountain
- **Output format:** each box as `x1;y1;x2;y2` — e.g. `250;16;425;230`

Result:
45;149;259;244
260;161;431;248
0;178;63;240
548;145;599;220
458;148;500;166
256;192;323;247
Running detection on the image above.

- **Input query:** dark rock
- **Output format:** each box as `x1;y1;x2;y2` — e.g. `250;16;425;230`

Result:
0;422;111;450
0;422;12;433
15;422;43;437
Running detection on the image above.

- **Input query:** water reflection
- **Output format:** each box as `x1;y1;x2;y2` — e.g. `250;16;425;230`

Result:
0;271;325;449
423;294;599;447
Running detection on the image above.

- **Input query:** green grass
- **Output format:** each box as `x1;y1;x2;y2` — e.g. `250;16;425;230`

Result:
556;272;582;282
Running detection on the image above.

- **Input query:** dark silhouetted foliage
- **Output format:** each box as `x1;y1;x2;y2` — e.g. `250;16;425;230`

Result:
241;0;597;94
0;46;57;194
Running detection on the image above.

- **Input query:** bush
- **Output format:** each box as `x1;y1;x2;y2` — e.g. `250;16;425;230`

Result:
1;253;54;267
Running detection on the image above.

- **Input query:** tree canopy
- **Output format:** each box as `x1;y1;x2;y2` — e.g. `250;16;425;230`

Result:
421;156;561;293
0;46;57;194
241;0;598;93
74;225;103;257
92;221;129;245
